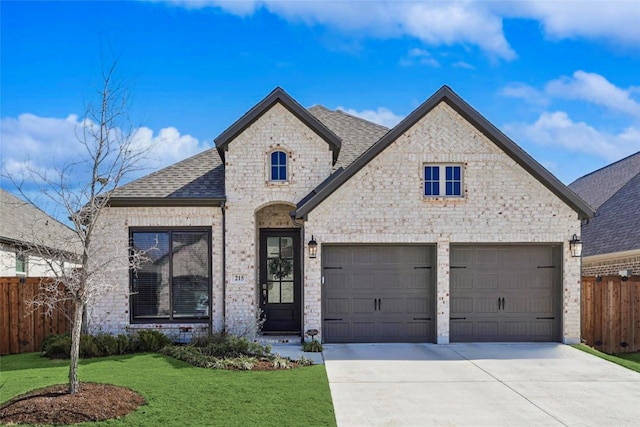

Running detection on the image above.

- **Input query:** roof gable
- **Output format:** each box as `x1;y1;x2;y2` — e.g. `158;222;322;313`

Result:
215;87;342;164
296;85;595;220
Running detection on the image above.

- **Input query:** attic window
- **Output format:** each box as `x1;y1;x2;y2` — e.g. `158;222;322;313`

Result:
270;151;287;182
424;164;463;197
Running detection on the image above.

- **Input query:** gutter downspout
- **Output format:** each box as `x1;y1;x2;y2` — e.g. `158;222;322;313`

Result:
290;213;305;344
220;201;226;335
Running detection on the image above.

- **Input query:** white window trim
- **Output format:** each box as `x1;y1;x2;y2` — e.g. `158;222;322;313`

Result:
267;148;291;185
423;163;464;198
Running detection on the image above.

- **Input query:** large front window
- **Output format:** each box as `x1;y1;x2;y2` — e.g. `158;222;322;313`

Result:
130;229;210;322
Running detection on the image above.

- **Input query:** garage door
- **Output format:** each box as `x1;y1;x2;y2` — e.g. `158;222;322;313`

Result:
322;245;436;343
450;245;561;342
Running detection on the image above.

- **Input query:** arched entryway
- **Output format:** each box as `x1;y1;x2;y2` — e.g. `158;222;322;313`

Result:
255;203;302;334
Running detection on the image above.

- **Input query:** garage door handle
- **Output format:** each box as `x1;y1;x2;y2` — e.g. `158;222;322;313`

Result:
324;318;343;321
450;266;467;269
414;266;432;269
450;317;467;320
501;297;505;310
536;317;555;320
413;318;432;321
537;265;555;269
323;266;343;270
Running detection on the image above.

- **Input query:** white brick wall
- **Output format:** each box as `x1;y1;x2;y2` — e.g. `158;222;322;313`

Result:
88;206;223;335
304;102;582;343
224;102;332;334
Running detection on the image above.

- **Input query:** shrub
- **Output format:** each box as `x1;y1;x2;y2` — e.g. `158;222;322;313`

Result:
190;333;271;358
40;330;171;359
302;340;323;353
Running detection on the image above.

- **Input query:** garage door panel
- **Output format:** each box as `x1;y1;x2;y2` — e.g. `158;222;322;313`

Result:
406;298;429;314
325;297;349;315
451;273;473;289
353;298;376;314
502;272;528;289
477;298;500;313
450;245;560;342
451;297;473;313
323;245;435;343
477;273;499;289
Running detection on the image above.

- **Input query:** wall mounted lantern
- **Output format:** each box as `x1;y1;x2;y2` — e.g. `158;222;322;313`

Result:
569;234;582;258
308;235;318;258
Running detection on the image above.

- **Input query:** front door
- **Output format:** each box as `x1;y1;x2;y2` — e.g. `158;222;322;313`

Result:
260;229;301;333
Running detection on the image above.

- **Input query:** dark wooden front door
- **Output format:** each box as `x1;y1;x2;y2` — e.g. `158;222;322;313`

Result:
260;229;301;333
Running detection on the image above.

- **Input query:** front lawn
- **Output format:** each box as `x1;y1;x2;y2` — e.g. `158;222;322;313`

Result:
573;344;640;374
0;352;336;426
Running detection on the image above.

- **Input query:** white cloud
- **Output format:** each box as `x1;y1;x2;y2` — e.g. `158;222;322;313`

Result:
400;48;440;67
155;0;517;60
500;83;549;106
452;61;475;70
1;113;209;189
336;106;404;128
505;111;640;162
546;71;640;118
513;1;640;45
153;1;640;59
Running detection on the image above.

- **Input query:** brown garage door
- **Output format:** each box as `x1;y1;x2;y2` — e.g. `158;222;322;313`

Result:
322;245;436;343
450;245;561;342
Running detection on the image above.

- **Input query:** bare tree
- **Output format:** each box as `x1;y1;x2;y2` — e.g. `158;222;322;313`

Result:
4;60;149;394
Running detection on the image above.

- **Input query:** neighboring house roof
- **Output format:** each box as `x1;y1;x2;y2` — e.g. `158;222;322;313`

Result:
215;87;342;165
109;148;225;206
295;85;595;220
569;151;640;210
569;151;640;257
579;172;640;257
0;189;80;257
307;105;389;170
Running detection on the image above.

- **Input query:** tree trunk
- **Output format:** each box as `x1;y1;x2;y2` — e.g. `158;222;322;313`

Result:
68;301;84;394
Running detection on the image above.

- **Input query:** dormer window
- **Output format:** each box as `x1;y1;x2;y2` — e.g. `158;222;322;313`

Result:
271;151;288;182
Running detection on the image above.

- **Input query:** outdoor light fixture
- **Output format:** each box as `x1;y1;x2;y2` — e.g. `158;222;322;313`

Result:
569;234;583;258
308;235;318;258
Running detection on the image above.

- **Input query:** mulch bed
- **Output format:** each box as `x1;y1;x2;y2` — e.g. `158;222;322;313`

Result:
0;383;144;425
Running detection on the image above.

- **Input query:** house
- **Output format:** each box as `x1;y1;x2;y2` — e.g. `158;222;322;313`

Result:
569;152;640;276
89;86;593;344
0;189;79;277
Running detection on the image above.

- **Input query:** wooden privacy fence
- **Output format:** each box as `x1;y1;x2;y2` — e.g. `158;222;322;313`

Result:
1;277;72;355
582;276;640;354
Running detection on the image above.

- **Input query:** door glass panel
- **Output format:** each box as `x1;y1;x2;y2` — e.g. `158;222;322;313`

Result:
281;237;293;258
267;282;280;303
281;282;294;303
267;237;280;258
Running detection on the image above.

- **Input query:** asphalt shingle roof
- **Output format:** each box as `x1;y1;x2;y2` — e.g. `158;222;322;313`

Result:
110;105;385;202
308;105;389;170
111;148;225;200
0;189;80;255
580;171;640;257
569;152;640;210
569;151;640;257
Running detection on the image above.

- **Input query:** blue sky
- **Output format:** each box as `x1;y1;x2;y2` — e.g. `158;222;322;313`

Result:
2;1;640;208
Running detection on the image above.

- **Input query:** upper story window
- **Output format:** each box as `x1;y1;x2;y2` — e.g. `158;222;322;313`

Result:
270;151;287;182
424;164;463;197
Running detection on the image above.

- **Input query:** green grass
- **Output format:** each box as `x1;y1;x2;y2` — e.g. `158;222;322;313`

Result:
1;353;336;427
573;344;640;374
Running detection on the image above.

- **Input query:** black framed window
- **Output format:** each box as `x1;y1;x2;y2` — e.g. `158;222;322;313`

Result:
130;228;211;322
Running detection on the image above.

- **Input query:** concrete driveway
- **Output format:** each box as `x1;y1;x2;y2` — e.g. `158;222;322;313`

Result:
323;343;640;426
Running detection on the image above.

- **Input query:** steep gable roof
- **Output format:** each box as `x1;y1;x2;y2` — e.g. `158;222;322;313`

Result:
569;151;640;210
215;87;342;164
295;85;595;220
109;148;225;206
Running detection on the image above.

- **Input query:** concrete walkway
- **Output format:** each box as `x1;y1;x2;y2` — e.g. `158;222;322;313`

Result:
323;343;640;427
